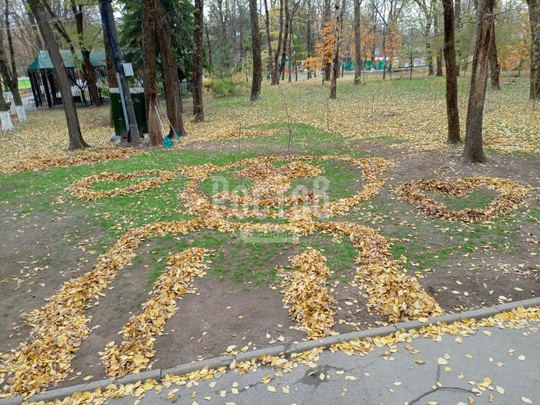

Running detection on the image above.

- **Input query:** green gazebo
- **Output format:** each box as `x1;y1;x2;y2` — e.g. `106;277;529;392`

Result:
27;49;107;108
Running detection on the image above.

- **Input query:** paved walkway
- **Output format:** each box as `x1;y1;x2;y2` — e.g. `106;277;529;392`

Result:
103;323;539;405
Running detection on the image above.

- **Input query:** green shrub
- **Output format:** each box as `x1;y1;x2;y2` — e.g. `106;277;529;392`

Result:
206;73;248;97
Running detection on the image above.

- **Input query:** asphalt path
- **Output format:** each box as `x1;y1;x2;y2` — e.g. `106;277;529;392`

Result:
103;322;539;405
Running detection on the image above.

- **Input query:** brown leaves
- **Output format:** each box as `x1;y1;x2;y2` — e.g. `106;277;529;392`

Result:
395;177;529;222
102;248;208;378
283;249;336;338
68;170;176;201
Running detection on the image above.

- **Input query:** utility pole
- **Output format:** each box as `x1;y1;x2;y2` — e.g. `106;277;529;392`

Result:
100;0;140;144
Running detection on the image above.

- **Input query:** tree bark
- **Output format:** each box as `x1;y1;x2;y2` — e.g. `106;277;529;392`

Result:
156;0;186;137
28;0;89;150
272;0;284;84
193;0;205;120
353;0;362;85
443;0;461;144
142;0;159;143
205;24;213;76
330;0;340;99
263;0;273;78
489;26;501;90
463;0;495;163
526;0;540;99
249;0;262;100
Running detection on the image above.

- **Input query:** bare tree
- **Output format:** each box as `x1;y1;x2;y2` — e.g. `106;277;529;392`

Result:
249;0;262;100
462;0;495;163
443;0;461;144
193;0;205;120
28;0;89;150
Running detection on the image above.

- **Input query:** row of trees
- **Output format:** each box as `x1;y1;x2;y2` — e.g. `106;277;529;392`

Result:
5;0;540;161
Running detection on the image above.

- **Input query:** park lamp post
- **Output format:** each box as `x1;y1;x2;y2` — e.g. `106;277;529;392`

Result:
100;0;140;143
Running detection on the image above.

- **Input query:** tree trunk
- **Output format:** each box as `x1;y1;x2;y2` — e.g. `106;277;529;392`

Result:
489;27;501;90
353;0;362;85
4;0;26;122
193;0;205;120
330;0;340;99
142;0;159;143
205;24;213;76
100;0;117;127
463;0;495;163
156;0;186;137
249;0;262;100
279;0;290;81
263;0;273;78
443;0;461;144
28;0;88;150
323;0;332;81
272;0;284;85
527;0;540;99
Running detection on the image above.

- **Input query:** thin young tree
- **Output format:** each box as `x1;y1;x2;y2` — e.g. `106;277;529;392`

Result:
28;0;89;150
249;0;262;100
526;0;540;99
489;2;501;90
193;0;205;120
1;0;26;122
330;0;340;99
462;0;495;163
443;0;461;144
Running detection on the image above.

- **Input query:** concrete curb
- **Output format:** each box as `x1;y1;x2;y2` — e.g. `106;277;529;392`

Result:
2;298;539;405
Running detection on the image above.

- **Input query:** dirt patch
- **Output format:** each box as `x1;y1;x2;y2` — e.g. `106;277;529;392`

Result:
1;140;538;395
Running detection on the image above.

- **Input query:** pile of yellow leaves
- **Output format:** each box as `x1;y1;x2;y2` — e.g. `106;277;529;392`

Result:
67;170;176;201
0;148;140;174
395;176;530;222
101;248;207;378
283;249;336;338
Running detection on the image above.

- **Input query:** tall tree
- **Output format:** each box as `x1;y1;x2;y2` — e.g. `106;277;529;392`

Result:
0;87;14;132
489;26;501;90
263;0;273;77
526;0;540;99
249;0;262;100
193;0;205;120
443;0;461;144
353;0;362;85
142;0;160;145
462;0;495;163
28;0;89;150
1;0;26;122
272;0;284;84
156;0;187;136
71;1;101;106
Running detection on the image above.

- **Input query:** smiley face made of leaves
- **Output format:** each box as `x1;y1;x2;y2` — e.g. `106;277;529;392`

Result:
3;155;529;396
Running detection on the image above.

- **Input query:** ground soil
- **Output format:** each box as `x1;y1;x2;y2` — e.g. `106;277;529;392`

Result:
0;139;538;391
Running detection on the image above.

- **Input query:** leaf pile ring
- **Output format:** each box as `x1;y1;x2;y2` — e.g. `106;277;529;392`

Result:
67;169;176;201
395;176;529;222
